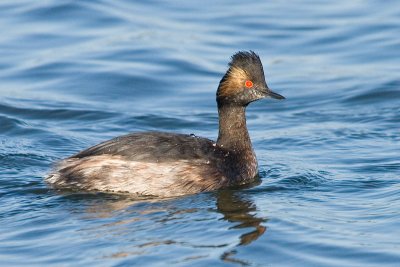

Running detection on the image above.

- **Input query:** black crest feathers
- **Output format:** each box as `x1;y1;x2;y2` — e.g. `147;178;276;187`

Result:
228;51;262;70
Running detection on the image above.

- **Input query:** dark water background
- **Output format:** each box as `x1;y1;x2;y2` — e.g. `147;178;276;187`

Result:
1;1;399;266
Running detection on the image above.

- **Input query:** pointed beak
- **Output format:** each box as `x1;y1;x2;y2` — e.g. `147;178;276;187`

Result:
266;88;285;100
260;85;285;100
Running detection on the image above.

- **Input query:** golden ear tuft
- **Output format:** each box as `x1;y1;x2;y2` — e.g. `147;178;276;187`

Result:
218;67;248;97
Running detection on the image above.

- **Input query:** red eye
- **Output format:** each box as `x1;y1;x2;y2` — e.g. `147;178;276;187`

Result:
245;80;253;88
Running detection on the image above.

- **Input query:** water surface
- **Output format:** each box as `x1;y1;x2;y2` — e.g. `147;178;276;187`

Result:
1;1;399;266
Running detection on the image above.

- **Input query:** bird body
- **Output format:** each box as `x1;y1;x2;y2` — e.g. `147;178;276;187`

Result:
46;51;285;197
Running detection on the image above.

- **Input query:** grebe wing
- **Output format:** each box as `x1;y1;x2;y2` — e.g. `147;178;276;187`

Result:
71;132;224;162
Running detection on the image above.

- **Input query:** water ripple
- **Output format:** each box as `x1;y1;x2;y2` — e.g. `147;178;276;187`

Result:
1;0;400;266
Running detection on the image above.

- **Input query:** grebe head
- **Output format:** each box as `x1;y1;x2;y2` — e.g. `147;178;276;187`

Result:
217;51;285;107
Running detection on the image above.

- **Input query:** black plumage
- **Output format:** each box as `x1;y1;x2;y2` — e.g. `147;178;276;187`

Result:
46;51;285;197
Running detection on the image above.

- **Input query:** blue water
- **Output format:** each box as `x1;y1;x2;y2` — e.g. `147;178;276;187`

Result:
1;1;399;266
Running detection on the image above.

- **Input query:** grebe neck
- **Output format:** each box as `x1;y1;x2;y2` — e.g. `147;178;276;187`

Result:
216;104;253;152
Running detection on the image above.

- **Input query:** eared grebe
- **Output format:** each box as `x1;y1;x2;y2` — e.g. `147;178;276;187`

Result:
46;51;285;197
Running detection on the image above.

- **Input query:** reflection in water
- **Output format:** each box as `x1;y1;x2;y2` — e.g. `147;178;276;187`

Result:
65;190;267;265
216;190;267;246
216;190;267;265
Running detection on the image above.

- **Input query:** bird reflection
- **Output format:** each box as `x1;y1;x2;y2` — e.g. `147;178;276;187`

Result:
66;190;267;247
62;188;267;265
216;189;267;246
